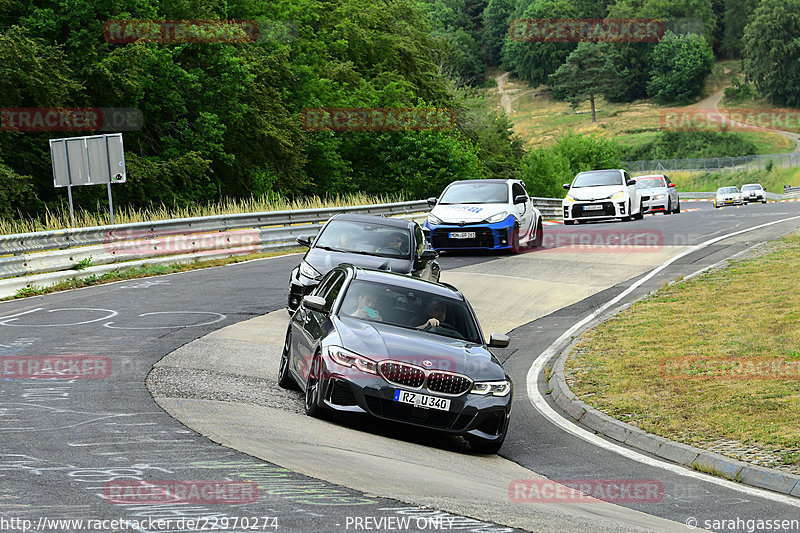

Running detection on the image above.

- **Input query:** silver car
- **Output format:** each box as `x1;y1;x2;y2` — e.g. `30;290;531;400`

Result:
741;183;767;204
713;186;744;208
633;174;680;215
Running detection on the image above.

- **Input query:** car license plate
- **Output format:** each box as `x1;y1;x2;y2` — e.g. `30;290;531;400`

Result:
394;389;451;411
449;232;476;239
583;204;603;211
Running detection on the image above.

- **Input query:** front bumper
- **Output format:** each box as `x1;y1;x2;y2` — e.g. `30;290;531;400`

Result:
424;216;517;251
641;195;668;213
562;200;628;222
317;365;512;441
744;194;765;202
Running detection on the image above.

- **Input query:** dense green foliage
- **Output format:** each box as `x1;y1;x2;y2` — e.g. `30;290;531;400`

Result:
520;133;621;197
647;31;714;104
619;131;758;160
742;0;800;107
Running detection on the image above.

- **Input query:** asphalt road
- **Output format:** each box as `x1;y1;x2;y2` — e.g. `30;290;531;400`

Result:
2;201;799;532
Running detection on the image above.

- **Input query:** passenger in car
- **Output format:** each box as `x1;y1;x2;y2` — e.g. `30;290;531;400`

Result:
352;287;383;321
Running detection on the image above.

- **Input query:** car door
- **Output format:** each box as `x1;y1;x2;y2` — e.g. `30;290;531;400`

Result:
664;175;678;205
293;270;344;382
624;171;640;212
512;182;533;236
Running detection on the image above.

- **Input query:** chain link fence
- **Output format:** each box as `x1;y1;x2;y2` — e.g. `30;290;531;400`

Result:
623;152;800;174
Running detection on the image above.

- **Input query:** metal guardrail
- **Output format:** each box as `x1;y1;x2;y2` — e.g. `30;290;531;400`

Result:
0;198;564;282
784;186;800;199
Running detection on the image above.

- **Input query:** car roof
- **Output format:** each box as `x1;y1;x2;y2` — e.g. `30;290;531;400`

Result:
329;213;413;229
634;174;666;179
576;169;623;174
446;179;519;186
346;265;464;300
742;183;763;187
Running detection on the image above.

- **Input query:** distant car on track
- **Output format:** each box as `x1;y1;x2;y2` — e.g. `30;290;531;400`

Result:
713;186;744;208
279;265;513;453
741;183;767;204
633;174;680;215
423;179;542;253
287;214;439;312
562;169;643;224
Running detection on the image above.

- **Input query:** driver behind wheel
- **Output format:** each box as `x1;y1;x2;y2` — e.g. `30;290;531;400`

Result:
416;298;446;330
381;232;408;255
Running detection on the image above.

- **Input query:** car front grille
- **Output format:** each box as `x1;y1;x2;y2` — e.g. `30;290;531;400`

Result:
427;372;472;395
378;361;473;396
571;202;616;218
431;228;494;248
379;362;425;388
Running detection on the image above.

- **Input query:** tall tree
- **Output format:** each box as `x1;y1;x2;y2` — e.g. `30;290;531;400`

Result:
647;30;714;104
743;0;800;107
549;42;621;122
721;0;758;59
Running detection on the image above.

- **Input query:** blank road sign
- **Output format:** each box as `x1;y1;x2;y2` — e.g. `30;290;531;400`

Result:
50;134;126;188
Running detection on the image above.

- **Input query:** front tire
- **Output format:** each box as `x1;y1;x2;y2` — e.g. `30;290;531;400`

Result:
510;223;521;253
664;199;671;215
634;201;644;220
622;201;632;222
673;199;680;214
564;219;575;226
278;328;298;390
304;353;330;419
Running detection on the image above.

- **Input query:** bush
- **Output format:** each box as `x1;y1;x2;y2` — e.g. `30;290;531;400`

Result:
620;131;759;160
521;133;622;197
647;31;714;104
723;79;757;104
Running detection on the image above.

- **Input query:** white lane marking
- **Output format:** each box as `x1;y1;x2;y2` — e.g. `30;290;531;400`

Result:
0;308;118;327
526;214;800;506
103;311;226;330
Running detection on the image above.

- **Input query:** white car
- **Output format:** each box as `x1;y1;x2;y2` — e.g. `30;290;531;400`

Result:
562;169;643;224
633;174;680;215
741;183;767;204
713;186;744;208
424;179;543;253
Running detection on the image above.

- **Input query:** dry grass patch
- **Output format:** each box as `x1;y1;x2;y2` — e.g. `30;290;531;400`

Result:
565;231;800;467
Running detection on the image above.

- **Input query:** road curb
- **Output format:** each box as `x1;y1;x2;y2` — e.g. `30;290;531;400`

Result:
547;335;800;497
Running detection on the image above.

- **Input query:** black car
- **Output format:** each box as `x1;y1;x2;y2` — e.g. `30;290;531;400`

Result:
278;265;513;454
287;213;440;312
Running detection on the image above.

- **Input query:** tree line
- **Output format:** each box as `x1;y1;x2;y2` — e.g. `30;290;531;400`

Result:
0;0;796;223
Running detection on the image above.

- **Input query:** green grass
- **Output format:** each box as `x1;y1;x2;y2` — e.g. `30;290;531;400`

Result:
0;192;406;236
565;231;800;467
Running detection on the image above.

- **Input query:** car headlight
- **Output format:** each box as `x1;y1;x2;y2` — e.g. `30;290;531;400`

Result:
427;214;442;225
484;212;508;224
327;346;377;374
652;194;666;200
470;380;511;396
610;191;625;200
564;194;576;202
299;261;322;281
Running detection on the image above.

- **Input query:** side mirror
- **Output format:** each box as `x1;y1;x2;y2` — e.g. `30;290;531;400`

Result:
427;197;438;207
626;179;636;186
668;183;676;188
302;295;326;312
562;183;571;190
296;234;314;247
488;333;510;348
514;194;528;204
418;249;438;260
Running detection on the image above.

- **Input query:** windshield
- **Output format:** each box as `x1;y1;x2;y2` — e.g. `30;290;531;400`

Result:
718;187;739;194
571;171;624;188
741;185;762;191
439;182;508;204
315;220;412;259
339;280;482;344
635;177;666;189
